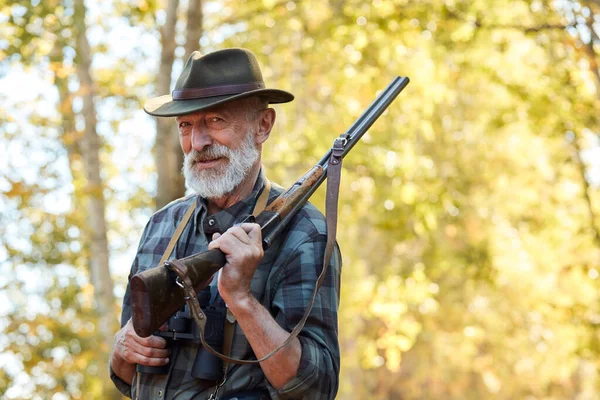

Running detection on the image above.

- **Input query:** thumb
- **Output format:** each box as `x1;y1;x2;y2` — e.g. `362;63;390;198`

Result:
208;232;221;251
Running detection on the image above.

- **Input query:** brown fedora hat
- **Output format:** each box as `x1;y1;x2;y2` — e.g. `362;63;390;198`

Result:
144;48;294;117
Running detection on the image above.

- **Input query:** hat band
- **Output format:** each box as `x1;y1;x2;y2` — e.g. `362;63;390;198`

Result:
172;82;265;100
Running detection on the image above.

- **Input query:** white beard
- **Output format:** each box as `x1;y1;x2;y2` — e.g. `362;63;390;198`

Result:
182;129;260;199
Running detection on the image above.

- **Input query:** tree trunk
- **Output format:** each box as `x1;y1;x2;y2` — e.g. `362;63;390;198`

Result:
172;0;205;198
155;0;185;210
573;5;600;250
73;0;118;395
582;1;600;98
185;0;203;57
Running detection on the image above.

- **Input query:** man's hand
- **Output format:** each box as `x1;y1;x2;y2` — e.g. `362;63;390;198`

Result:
209;222;302;389
110;319;170;384
208;222;264;306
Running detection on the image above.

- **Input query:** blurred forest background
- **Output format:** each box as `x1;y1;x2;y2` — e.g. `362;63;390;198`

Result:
1;0;600;398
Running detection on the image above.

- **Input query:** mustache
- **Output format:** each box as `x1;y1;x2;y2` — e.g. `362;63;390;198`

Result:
187;145;232;164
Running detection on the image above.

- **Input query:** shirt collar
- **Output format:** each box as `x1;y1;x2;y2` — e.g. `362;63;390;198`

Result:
192;168;268;237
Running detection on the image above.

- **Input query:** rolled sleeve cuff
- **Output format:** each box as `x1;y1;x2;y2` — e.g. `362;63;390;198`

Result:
266;336;325;400
110;362;132;398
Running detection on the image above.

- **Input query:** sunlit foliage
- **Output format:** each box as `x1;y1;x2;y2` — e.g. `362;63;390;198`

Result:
1;0;599;398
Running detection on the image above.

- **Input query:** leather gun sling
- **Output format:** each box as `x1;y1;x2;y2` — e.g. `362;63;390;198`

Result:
170;137;344;366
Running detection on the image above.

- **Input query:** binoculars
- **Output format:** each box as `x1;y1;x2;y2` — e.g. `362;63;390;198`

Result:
136;287;226;380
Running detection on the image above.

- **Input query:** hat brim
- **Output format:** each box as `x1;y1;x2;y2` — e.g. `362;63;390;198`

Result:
144;89;294;117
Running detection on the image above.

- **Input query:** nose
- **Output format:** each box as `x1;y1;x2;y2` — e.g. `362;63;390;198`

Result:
191;122;213;152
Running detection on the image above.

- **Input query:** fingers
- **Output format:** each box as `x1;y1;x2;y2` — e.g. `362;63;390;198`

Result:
211;228;263;261
227;225;253;245
240;223;262;243
209;224;261;248
123;321;167;349
115;320;170;366
143;334;168;349
208;231;223;251
206;224;264;305
125;338;170;366
126;337;169;358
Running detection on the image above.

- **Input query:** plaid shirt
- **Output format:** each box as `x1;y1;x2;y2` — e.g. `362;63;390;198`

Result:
111;170;341;399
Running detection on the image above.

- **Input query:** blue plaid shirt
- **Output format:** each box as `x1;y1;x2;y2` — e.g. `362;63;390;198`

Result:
111;170;341;399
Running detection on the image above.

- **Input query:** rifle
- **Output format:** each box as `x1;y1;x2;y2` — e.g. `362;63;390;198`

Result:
130;76;410;341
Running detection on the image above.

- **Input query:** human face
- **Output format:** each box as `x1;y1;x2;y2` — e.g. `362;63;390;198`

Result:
182;129;259;199
177;102;261;199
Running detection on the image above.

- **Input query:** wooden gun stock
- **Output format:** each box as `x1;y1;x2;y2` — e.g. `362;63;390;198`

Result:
130;249;225;337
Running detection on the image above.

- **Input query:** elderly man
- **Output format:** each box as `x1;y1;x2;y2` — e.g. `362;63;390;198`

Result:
110;48;341;400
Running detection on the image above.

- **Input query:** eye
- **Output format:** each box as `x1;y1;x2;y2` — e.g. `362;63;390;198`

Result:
178;121;191;129
206;115;227;128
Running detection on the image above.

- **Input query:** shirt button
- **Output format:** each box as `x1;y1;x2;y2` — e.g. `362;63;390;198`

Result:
158;389;163;397
208;218;215;226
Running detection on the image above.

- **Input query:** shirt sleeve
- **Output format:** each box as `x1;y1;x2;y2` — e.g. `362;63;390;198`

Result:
109;259;136;397
109;362;133;398
266;233;342;400
109;221;150;398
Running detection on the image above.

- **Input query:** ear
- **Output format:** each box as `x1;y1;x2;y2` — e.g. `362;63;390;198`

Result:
255;108;276;145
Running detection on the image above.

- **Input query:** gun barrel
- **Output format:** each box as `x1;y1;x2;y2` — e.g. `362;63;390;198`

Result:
263;76;410;248
338;76;409;160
